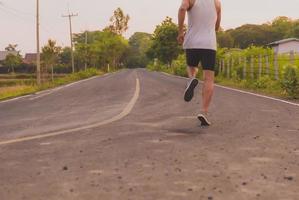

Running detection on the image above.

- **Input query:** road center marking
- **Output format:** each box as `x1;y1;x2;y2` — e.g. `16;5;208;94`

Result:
0;78;140;146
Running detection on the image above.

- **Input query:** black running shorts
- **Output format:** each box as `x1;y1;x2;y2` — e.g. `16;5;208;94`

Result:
185;49;216;71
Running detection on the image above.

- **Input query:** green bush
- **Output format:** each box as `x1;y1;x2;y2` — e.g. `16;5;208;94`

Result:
172;54;187;77
254;76;272;89
281;65;299;98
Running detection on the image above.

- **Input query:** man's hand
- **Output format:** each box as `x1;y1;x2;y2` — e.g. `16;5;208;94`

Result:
177;31;185;45
215;0;222;31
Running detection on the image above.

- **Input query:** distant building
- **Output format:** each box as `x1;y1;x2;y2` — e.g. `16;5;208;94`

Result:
269;38;299;54
23;53;37;64
0;51;18;61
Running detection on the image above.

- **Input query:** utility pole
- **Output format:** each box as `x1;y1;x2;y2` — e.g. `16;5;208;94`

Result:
62;12;78;73
85;31;88;71
36;0;41;85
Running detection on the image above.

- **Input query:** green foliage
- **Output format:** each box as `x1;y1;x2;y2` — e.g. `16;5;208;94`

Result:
217;31;234;48
254;76;273;89
243;46;273;57
281;65;299;98
74;30;128;69
172;54;188;77
42;40;61;67
3;53;22;73
59;47;72;67
217;46;299;98
125;32;152;68
147;17;182;65
218;16;299;49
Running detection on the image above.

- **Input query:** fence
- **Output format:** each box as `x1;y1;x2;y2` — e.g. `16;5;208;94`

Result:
217;51;299;80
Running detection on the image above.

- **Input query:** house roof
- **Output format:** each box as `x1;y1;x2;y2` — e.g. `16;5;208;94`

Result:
0;51;18;61
24;53;37;63
268;38;299;46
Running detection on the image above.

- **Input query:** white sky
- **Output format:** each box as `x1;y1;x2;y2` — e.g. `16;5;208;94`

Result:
0;0;299;54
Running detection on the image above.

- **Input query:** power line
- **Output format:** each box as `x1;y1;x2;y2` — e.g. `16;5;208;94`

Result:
0;3;56;38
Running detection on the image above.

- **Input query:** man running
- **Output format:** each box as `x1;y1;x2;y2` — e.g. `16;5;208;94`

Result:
177;0;221;126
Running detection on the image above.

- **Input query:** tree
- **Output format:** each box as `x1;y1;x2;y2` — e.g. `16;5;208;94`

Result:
214;16;299;49
106;8;130;35
287;19;299;38
59;47;72;67
229;24;274;48
3;53;22;73
147;17;182;66
5;44;18;51
42;40;61;82
74;30;128;69
271;16;293;39
217;31;234;48
126;32;152;68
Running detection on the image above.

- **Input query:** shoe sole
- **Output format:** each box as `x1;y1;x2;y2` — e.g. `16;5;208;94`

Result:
198;115;211;126
184;79;199;102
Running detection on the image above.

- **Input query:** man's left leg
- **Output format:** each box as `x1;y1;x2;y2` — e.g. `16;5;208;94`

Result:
201;70;215;114
198;70;215;126
197;49;216;126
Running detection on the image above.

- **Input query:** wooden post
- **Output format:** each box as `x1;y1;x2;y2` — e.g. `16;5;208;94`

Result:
154;58;158;66
250;56;254;79
274;53;279;80
243;57;247;79
265;55;269;76
258;54;262;78
231;58;234;76
290;50;295;65
227;59;230;79
219;59;222;73
222;59;225;75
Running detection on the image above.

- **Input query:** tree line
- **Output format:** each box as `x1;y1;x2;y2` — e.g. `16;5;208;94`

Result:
218;16;299;49
1;11;298;76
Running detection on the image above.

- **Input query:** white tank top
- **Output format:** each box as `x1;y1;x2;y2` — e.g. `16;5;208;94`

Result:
183;0;217;50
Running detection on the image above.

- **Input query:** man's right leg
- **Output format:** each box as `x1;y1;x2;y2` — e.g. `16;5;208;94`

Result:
184;67;199;102
184;50;200;102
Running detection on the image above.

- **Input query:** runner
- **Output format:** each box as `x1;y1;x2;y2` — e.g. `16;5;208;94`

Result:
177;0;221;126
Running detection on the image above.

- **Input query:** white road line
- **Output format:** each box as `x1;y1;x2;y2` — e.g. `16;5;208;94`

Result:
29;89;61;100
0;94;34;103
160;71;299;107
29;75;100;100
215;84;299;107
0;78;140;146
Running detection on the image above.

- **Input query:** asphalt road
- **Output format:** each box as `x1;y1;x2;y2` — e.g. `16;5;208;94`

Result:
0;69;299;200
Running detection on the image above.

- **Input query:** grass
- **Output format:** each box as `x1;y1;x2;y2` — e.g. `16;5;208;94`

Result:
148;65;298;101
215;76;285;98
0;68;105;101
0;85;38;100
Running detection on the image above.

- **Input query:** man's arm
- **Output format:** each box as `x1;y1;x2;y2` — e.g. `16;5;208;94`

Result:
177;0;190;44
215;0;222;31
